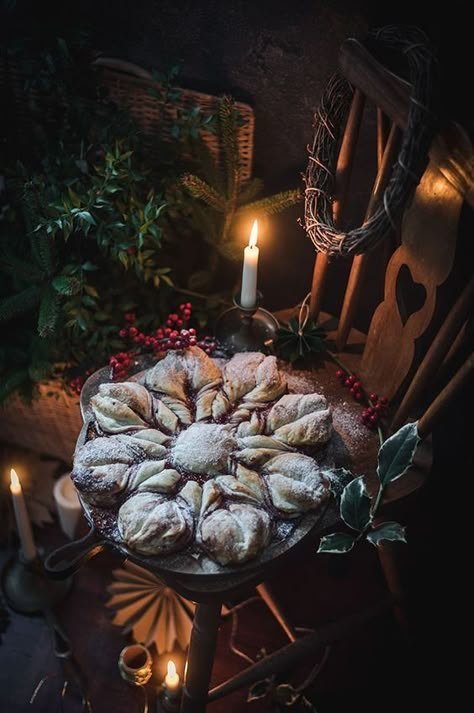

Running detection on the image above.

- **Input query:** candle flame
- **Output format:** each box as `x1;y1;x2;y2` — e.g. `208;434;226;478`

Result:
248;219;258;248
167;660;177;678
10;468;20;489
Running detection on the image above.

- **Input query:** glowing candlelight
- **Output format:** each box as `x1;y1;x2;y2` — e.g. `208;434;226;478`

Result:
240;219;259;310
164;659;181;696
9;469;36;561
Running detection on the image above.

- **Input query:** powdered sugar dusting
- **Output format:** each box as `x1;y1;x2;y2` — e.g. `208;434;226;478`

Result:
77;347;379;568
332;401;369;445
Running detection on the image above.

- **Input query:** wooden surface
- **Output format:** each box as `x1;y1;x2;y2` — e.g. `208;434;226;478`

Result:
338;39;411;130
335;122;400;351
392;275;474;430
1;510;412;713
309;89;365;321
360;158;462;400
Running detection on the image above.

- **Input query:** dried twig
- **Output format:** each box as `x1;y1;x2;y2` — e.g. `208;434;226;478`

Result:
304;26;437;256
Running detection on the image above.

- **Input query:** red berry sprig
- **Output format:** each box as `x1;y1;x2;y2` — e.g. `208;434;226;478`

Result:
166;303;192;328
361;395;389;429
69;369;92;395
69;375;85;395
109;302;217;381
336;369;389;431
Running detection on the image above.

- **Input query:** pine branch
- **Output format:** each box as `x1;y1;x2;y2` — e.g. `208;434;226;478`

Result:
0;286;42;322
52;275;81;295
188;202;221;244
38;286;61;337
181;174;226;212
190;140;225;195
21;180;42;235
31;232;54;275
219;95;240;198
237;188;302;216
237;178;264;205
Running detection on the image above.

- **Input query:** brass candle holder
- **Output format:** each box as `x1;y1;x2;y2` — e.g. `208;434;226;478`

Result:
156;660;182;712
118;643;153;686
1;549;72;615
214;291;279;354
156;687;181;713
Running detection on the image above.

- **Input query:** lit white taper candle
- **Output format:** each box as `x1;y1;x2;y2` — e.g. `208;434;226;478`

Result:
10;468;37;561
240;219;259;310
164;659;181;697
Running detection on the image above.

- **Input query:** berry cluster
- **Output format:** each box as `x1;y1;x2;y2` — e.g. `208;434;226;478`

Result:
108;302;217;381
336;369;389;430
166;303;192;327
109;352;135;381
69;369;92;395
361;395;389;429
69;375;85;395
336;371;363;401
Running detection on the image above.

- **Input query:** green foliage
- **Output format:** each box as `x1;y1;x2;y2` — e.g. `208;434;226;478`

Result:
317;532;357;554
1;40;298;402
340;476;371;531
366;521;407;546
376;422;420;486
274;316;327;363
0;40;175;401
318;422;419;554
180;95;301;290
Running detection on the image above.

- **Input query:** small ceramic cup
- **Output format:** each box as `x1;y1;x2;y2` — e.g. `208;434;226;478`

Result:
118;644;153;686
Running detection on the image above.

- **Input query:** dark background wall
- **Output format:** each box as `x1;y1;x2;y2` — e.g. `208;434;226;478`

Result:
1;1;469;314
1;0;370;312
77;0;369;311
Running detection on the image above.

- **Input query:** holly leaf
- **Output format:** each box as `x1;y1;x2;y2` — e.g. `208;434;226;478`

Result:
320;467;353;498
376;422;420;487
317;532;357;553
366;521;407;547
340;476;371;531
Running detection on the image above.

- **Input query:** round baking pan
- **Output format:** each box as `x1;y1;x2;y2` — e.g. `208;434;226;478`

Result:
45;357;336;585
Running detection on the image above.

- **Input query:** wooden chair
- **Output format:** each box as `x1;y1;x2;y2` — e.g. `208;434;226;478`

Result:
178;36;474;712
308;38;474;425
45;39;473;713
297;36;474;627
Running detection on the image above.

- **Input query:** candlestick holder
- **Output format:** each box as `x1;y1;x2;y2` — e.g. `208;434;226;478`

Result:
1;550;72;615
214;291;279;353
156;685;181;712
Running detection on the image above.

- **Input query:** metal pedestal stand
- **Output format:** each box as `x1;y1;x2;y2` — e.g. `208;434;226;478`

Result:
215;292;279;353
2;551;72;615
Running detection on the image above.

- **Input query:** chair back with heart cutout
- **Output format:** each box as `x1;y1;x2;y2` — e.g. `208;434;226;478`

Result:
308;38;474;432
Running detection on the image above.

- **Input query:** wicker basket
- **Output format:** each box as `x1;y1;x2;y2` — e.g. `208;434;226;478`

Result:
1;56;255;181
0;384;82;463
0;57;255;460
94;58;255;181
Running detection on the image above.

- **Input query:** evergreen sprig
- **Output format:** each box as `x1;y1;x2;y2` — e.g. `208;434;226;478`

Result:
180;95;302;288
0;39;174;402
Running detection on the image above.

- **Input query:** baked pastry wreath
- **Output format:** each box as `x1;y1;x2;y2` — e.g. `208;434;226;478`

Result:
72;347;333;566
